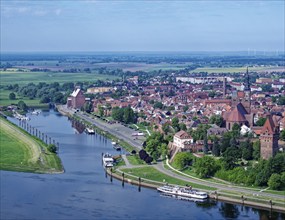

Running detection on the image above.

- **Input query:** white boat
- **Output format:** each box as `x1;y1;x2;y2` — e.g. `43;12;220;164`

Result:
102;153;114;167
157;185;208;200
111;141;117;145
85;127;95;134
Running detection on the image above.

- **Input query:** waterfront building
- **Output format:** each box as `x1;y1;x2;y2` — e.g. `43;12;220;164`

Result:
67;88;85;109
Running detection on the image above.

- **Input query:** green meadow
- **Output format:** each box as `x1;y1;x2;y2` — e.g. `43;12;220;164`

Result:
0;70;118;85
0;117;63;173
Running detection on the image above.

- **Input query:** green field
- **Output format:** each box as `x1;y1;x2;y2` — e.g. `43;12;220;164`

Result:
0;70;118;85
193;66;285;74
0;89;48;107
0;117;63;173
120;166;216;191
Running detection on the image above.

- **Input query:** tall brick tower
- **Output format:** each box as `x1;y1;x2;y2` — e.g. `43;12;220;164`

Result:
243;67;251;114
260;114;279;159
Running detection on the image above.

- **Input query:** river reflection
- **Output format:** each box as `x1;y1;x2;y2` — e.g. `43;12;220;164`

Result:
0;109;284;219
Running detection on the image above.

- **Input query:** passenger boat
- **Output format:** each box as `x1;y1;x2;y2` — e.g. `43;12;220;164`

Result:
85;127;95;134
102;153;114;167
157;185;208;200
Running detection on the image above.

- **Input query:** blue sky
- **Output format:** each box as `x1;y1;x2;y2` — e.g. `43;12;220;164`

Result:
1;0;284;52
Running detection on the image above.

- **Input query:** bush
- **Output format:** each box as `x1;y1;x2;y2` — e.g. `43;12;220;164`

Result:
145;156;153;164
131;150;137;155
47;144;57;154
139;149;148;160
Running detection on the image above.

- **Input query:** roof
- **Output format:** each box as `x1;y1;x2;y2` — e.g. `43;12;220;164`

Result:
260;115;277;135
71;88;81;97
174;130;191;139
227;104;247;122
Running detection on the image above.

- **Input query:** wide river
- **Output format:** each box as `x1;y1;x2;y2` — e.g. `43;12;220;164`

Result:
1;110;283;219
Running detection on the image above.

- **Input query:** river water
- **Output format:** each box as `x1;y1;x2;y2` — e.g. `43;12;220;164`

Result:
0;110;283;220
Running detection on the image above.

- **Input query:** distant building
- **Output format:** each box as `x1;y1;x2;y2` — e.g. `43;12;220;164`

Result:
67;88;85;109
87;87;112;94
260;114;279;160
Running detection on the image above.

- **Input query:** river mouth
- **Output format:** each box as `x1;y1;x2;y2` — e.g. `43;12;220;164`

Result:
1;109;283;220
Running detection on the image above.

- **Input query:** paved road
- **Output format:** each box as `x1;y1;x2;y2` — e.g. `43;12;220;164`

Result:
153;161;285;201
58;105;145;150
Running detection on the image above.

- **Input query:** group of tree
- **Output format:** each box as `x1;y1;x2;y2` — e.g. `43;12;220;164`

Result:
5;82;76;105
111;106;137;124
138;149;153;164
144;132;168;161
172;151;285;190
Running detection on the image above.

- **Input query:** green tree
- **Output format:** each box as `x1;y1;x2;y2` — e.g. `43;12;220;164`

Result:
253;140;260;160
212;139;220;157
203;133;208;154
194;156;219;178
17;100;28;111
153;101;163;109
256;117;266;126
98;105;104;117
268;173;282;190
222;146;240;170
280;130;285;141
172;152;193;170
9;92;16;100
183;105;189;112
179;123;187;131
209;115;224;127
172;117;180;132
47;144;57;154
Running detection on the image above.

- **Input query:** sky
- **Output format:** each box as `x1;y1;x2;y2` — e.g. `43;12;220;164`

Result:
1;0;284;52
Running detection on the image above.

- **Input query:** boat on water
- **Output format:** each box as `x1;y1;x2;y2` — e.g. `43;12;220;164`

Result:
102;153;114;167
113;145;121;151
111;141;117;145
85;127;95;134
157;185;208;200
160;193;206;203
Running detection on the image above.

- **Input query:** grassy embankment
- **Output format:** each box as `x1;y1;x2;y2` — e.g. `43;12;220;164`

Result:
0;117;63;173
117;166;216;191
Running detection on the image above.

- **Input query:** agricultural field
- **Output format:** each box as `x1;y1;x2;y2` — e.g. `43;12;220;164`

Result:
0;117;63;173
192;66;285;74
0;89;47;107
0;70;118;86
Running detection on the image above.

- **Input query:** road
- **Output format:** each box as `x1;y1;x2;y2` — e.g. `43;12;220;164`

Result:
58;105;145;150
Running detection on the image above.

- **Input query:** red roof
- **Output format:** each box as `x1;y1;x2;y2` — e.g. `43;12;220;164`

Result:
227;105;247;122
261;115;277;135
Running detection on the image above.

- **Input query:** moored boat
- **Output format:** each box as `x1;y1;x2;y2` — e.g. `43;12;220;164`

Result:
102;153;114;167
85;127;95;134
157;185;208;200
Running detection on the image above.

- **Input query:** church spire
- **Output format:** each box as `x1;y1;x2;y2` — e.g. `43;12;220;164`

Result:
244;67;250;91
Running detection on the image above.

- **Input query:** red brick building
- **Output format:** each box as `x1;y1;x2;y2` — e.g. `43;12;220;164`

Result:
260;114;279;160
67;88;85;109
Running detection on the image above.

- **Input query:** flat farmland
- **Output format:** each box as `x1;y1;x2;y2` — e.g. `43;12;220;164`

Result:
0;70;118;85
0;89;47;107
193;66;285;73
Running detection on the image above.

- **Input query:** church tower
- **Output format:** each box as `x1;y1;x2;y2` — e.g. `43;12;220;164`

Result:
243;67;251;113
260;114;279;160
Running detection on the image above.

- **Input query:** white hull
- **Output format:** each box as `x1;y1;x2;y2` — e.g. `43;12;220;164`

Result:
157;185;208;200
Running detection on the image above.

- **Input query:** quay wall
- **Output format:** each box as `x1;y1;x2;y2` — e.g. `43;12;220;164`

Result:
106;169;285;213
